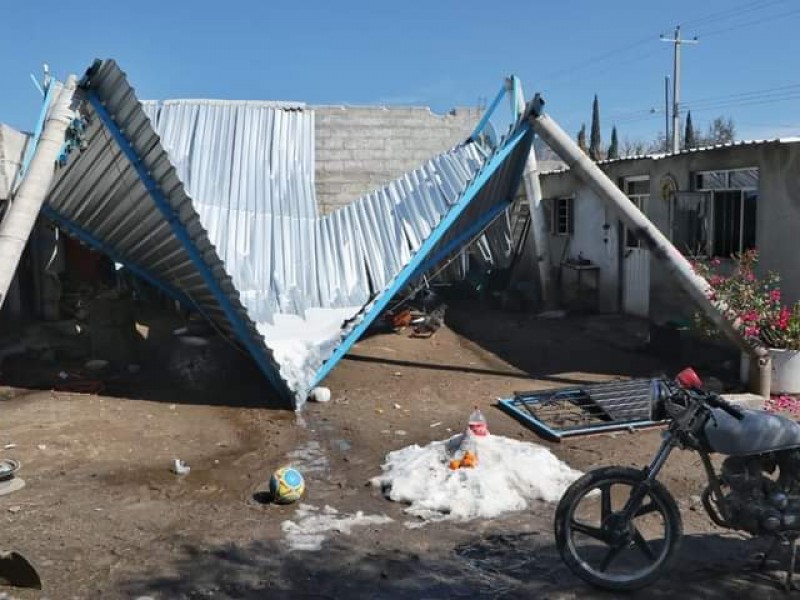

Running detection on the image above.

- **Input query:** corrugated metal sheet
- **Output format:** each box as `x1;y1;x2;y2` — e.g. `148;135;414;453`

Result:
44;59;533;406
45;59;294;404
310;123;534;388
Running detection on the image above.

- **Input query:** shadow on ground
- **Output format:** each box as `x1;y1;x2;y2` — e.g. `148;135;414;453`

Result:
442;301;740;388
0;305;289;409
122;531;799;599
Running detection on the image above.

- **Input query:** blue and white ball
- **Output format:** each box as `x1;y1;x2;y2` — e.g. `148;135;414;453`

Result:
269;466;305;504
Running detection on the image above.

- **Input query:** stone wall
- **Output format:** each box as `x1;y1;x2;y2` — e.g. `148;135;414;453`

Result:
313;106;481;214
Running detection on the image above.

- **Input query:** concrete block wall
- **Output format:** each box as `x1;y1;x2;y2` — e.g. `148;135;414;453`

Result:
0;124;29;199
313;106;481;214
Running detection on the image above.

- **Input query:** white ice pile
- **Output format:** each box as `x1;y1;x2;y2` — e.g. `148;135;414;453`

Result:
258;306;360;401
371;434;582;522
281;504;394;551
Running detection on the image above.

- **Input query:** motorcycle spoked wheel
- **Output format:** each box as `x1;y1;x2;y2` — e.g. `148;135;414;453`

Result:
555;466;683;591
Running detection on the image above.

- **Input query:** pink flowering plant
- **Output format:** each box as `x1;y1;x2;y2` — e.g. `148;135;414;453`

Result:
693;250;800;350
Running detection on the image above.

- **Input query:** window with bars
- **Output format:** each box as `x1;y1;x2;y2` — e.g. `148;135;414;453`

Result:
550;197;574;236
694;168;758;257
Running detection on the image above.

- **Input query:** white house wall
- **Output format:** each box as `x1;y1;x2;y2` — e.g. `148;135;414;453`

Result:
541;171;621;312
540;139;800;322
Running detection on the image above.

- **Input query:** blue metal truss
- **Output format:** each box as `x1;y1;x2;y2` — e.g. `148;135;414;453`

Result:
13;82;56;193
40;205;195;309
81;90;292;403
311;123;534;388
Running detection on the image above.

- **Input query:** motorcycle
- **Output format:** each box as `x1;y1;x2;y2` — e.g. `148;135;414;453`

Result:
554;367;800;591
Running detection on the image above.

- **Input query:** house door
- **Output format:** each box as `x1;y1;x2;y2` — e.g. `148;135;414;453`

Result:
621;178;650;317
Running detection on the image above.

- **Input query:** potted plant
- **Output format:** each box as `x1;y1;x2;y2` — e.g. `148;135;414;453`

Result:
694;250;800;394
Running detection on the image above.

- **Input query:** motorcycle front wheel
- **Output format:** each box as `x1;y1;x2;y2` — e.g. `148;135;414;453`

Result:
555;466;682;591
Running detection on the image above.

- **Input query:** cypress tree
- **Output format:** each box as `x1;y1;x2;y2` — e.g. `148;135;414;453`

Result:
589;94;602;160
577;124;588;154
607;126;619;159
684;111;696;149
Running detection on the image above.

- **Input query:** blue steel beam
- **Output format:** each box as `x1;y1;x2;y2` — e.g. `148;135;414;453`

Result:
83;90;293;404
469;83;509;141
311;124;533;388
414;110;534;283
13;83;56;193
411;200;510;279
41;205;195;310
510;76;522;118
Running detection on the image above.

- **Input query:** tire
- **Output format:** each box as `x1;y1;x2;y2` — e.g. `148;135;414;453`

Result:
554;466;683;592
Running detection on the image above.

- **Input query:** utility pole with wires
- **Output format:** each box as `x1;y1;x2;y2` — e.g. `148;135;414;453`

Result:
661;25;699;153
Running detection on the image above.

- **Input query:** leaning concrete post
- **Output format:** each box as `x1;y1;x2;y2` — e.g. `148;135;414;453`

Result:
526;95;771;397
0;76;77;311
511;81;555;308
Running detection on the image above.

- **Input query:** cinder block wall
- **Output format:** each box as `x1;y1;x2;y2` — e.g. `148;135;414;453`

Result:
313;106;481;214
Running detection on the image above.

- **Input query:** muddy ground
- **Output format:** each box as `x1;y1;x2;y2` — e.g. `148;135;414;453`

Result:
0;303;797;599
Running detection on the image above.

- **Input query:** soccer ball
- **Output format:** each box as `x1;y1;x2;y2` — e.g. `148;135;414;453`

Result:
269;466;305;504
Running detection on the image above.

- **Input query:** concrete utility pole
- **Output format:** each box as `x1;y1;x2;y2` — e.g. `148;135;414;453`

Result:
0;76;77;310
661;26;698;153
509;77;554;308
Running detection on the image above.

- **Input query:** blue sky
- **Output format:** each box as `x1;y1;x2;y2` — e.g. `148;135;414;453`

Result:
2;0;800;145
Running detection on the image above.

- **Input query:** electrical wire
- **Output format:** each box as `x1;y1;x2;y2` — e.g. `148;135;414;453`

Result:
681;0;792;29
685;82;800;108
698;5;800;38
686;92;800;115
613;81;800;125
539;35;655;88
541;0;792;90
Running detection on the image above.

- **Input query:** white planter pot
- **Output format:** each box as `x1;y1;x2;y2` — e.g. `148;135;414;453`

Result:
741;348;800;395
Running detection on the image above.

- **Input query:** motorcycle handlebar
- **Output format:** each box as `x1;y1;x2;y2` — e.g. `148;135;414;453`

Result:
704;392;745;421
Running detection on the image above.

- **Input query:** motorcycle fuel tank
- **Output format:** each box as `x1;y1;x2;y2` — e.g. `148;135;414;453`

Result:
705;408;800;456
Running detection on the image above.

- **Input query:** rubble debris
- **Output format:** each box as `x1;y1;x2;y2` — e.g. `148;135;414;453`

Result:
308;387;331;403
171;459;190;476
84;359;109;372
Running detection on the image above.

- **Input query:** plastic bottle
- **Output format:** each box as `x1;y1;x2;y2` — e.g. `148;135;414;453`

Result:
468;406;489;437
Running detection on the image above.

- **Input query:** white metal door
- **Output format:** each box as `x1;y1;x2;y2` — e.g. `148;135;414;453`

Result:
622;179;650;317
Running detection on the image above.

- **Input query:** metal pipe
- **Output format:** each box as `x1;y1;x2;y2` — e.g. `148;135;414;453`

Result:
526;96;771;395
0;76;77;311
511;78;554;308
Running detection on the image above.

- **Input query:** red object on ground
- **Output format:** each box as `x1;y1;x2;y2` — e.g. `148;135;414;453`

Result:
676;367;703;389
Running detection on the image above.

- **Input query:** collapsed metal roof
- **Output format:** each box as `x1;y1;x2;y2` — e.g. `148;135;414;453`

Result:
42;59;534;406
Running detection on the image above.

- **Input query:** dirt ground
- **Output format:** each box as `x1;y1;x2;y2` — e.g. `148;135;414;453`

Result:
0;303;798;599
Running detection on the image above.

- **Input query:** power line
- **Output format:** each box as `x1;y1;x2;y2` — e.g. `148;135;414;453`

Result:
612;81;800;124
699;5;800;37
681;0;791;28
686;91;800;114
540;45;662;92
538;35;655;89
685;82;800;108
539;1;794;94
